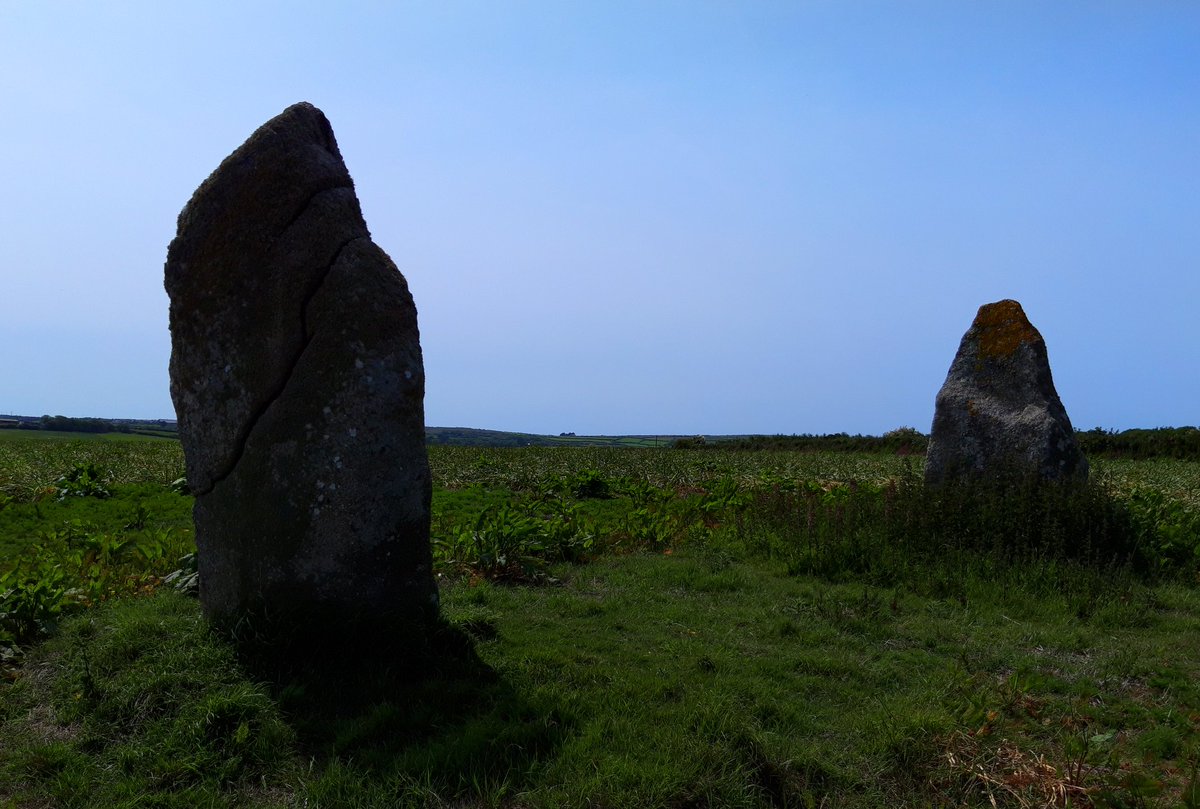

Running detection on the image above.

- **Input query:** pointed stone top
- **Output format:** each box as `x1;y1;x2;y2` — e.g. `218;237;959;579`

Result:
169;102;353;259
970;299;1045;361
238;101;337;154
275;100;323;120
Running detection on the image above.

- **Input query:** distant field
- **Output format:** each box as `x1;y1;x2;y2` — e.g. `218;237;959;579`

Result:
0;436;184;498
2;426;664;447
0;429;173;442
426;426;682;447
2;435;1199;509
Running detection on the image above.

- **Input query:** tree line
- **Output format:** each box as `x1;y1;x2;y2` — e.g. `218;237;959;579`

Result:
676;426;1200;461
37;415;133;433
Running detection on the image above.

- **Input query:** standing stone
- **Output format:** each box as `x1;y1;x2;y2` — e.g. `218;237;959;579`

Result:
165;102;437;629
925;299;1088;485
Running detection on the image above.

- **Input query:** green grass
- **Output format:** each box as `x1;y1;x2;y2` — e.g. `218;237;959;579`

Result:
0;483;193;558
1;441;1199;806
3;555;1199;807
439;555;1200;807
0;592;296;808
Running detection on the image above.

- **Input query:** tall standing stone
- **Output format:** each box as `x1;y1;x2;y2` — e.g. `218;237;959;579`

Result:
925;299;1088;485
165;102;437;629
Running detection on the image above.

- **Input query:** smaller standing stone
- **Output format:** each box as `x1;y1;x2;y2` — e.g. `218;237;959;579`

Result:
925;299;1088;485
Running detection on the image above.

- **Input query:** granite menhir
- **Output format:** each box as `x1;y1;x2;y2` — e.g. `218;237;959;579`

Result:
925;299;1088;485
165;102;437;629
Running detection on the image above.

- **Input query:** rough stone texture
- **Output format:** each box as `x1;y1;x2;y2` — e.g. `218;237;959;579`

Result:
165;102;437;626
925;299;1088;485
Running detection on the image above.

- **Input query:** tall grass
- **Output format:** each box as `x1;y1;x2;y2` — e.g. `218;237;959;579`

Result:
731;472;1150;598
424;459;1196;594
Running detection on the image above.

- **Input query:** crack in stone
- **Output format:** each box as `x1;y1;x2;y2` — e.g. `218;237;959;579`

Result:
276;178;353;243
194;234;367;496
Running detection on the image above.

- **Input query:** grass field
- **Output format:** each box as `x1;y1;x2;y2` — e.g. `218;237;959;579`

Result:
2;436;1199;807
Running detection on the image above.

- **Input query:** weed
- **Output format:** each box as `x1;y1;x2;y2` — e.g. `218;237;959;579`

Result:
567;469;613;499
434;499;595;581
53;463;111;500
163;552;200;596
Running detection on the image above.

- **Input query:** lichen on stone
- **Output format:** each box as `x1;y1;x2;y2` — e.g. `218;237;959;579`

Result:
973;299;1043;360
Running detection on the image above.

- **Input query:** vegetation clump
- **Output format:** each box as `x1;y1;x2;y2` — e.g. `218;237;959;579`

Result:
52;462;111;500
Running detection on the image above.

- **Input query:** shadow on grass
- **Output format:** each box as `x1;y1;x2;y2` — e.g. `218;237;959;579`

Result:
229;609;570;798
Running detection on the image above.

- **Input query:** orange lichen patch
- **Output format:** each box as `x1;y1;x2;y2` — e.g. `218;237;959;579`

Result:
973;299;1043;359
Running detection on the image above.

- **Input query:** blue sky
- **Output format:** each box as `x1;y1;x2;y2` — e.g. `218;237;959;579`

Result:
2;2;1196;435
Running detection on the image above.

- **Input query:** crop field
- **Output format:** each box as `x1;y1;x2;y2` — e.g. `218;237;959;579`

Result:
4;437;1198;506
2;436;1200;808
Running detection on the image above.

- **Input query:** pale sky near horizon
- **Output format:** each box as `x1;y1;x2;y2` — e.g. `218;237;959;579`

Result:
2;2;1197;435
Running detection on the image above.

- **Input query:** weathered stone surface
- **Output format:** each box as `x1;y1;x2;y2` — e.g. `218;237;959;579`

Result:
165;102;437;626
925;299;1088;485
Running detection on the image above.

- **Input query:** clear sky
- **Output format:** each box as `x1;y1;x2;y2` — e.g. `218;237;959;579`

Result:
2;2;1196;435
